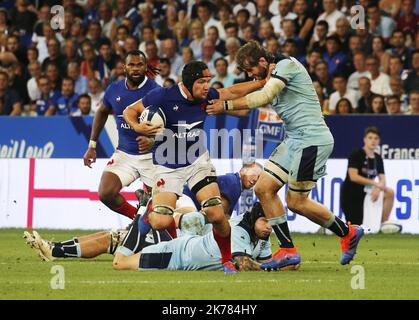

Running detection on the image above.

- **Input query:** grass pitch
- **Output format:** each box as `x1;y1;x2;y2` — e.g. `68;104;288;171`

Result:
1;229;418;300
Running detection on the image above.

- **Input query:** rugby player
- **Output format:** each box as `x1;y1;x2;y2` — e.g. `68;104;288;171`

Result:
206;41;364;270
123;61;269;273
23;165;262;262
113;202;274;272
82;50;161;220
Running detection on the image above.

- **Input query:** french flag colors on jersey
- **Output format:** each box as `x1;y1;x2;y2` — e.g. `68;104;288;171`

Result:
102;77;159;155
183;173;242;215
141;84;220;168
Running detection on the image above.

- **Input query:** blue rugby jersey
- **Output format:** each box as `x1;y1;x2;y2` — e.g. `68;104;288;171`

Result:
183;173;242;215
103;77;159;155
141;84;220;168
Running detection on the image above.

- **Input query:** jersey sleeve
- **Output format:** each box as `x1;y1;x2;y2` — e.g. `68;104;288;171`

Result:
271;58;296;85
141;86;165;109
102;84;114;110
231;225;253;258
208;87;220;100
348;149;363;170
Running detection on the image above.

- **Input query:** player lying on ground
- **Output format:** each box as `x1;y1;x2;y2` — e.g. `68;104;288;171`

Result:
113;202;277;272
124;62;269;274
23;164;262;261
206;41;364;269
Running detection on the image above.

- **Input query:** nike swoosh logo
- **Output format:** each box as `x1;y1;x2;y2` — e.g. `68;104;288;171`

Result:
172;121;203;130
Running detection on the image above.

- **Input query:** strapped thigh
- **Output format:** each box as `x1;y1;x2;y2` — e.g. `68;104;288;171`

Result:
139;252;173;269
264;160;289;187
152;205;175;216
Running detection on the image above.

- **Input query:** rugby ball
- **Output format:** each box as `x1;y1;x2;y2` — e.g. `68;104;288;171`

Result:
380;221;402;234
139;106;166;127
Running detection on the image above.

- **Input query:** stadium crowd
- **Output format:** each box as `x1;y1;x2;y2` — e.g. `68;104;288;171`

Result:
0;0;417;117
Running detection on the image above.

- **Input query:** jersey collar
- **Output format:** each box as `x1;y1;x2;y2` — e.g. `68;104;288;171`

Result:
178;82;188;99
124;76;148;90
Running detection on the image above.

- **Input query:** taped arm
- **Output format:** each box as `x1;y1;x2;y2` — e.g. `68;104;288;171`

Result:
224;78;286;111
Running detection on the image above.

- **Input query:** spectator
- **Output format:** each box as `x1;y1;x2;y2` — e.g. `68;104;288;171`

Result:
366;3;396;41
357;76;374;113
9;0;37;40
72;94;94;116
114;0;139;28
406;90;419;115
32;23;56;64
70;18;87;46
46;77;79;116
134;3;156;39
313;60;334;97
370;36;390;74
138;26;160;55
210;57;236;87
397;0;418;38
329;74;359;113
45;61;61;92
389;77;409;112
189;19;205;60
315;0;345;36
313;80;330;113
242;23;257;44
388;30;413;70
366;56;392;96
5;62;29;105
201;39;223;74
254;0;274;31
155;58;176;86
42;38;66;75
335;17;351;52
156;2;177;40
161;38;183;78
26;46;39;66
266;38;281;56
258;20;276;46
207;26;226;56
98;2;116;40
114;25;129;57
233;0;257;17
217;3;232;37
0;71;21;116
341;127;395;228
33;4;51;36
403;50;419;95
347;52;370;92
355;21;373;55
109;59;125;83
174;22;190;52
293;0;315;44
86;21;107;51
235;9;251;38
224;22;245;45
224;37;243;79
27;61;42;102
33;74;59;116
80;41;99;80
367;94;387;114
283;39;305;63
180;47;194;74
270;0;297;38
96;40;117;85
197;1;225;39
309;20;329;54
124;35;139;55
305;49;322;79
145;41;160;71
388;55;408;79
67;62;88;95
87;77;104;114
63;39;81;67
335;98;353;114
211;80;224;90
322;35;346;76
386;95;404;114
6;34;27;66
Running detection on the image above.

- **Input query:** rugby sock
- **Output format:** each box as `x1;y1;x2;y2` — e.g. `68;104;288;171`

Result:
52;238;81;258
120;214;146;254
325;215;349;237
269;216;294;248
166;218;177;239
115;200;137;220
213;229;232;264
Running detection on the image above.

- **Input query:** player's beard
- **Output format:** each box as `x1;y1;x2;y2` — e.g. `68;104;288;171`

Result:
127;73;145;87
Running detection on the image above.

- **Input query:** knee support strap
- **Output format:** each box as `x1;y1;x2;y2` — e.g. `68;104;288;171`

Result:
264;160;289;187
201;196;222;210
152;205;175;216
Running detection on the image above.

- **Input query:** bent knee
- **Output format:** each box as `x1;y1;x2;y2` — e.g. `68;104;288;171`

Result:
286;192;306;212
255;184;276;199
99;186;119;203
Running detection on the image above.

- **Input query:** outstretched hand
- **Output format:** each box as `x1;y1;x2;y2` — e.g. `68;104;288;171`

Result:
206;100;225;116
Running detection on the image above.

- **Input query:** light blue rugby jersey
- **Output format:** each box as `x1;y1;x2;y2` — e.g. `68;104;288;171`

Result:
270;56;334;146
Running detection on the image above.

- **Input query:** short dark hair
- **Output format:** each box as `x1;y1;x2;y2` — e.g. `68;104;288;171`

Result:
214;57;228;66
316;20;329;32
386;94;401;104
364;126;381;138
78;93;91;104
125;50;147;63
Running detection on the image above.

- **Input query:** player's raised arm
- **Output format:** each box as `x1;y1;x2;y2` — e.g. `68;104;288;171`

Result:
83;102;112;168
217;79;267;101
123;99;162;136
